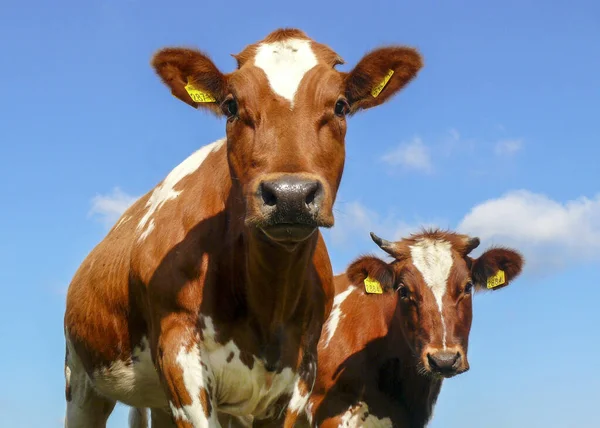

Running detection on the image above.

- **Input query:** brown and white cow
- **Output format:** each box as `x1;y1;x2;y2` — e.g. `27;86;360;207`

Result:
63;28;422;427
303;229;524;428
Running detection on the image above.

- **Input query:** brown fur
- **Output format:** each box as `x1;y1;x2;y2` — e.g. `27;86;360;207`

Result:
304;230;524;427
64;28;423;427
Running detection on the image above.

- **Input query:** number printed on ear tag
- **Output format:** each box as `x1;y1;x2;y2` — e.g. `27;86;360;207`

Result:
487;270;506;289
371;69;394;98
184;78;216;103
364;276;383;294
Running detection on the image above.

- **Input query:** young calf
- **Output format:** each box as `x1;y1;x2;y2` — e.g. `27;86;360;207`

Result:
304;229;524;428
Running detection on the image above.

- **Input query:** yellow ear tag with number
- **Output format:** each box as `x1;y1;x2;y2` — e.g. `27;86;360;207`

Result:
184;78;216;103
364;276;383;294
487;270;506;289
370;69;394;98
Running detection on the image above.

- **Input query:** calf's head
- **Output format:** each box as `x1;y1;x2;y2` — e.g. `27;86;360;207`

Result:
347;229;524;378
151;29;422;246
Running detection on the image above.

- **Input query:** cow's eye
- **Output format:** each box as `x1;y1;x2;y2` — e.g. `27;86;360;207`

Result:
221;96;238;118
334;99;349;117
464;281;474;295
398;284;410;299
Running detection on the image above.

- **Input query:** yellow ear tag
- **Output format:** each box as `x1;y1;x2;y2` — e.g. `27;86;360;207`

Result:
364;276;383;294
371;69;395;98
486;270;506;289
184;78;216;103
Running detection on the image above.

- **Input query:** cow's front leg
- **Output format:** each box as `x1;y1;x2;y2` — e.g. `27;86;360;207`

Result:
282;303;324;428
282;351;317;428
156;319;220;428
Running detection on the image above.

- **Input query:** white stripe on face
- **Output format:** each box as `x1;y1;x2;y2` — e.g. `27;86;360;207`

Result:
409;238;454;349
254;38;318;107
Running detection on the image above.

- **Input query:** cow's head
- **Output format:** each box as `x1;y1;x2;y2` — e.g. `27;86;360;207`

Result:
151;29;422;247
347;229;524;378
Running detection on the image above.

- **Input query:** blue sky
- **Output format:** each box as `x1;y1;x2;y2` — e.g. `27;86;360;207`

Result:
1;0;599;426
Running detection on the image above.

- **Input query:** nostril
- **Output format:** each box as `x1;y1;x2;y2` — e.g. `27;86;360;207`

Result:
260;183;277;207
427;353;437;369
453;352;462;368
305;182;321;207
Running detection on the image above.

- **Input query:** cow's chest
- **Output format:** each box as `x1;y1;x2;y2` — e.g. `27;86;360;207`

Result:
201;316;297;419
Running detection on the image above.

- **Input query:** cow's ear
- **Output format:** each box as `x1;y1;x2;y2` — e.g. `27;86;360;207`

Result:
470;247;525;292
344;46;423;113
151;47;228;115
347;256;395;294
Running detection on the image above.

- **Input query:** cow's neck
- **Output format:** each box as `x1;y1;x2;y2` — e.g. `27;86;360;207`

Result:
399;361;442;427
243;231;316;363
222;181;318;369
382;305;443;427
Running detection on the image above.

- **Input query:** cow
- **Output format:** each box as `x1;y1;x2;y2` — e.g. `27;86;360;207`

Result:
303;229;525;428
63;28;423;428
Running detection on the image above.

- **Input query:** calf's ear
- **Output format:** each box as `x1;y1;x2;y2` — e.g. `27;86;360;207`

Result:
347;256;396;294
151;47;228;115
344;46;423;113
470;247;525;292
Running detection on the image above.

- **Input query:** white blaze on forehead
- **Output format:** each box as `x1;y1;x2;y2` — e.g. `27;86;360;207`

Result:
409;238;454;349
322;286;356;348
137;138;225;242
254;38;318;106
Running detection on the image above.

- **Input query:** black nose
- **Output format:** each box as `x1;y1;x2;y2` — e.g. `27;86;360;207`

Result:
427;351;461;374
259;175;323;222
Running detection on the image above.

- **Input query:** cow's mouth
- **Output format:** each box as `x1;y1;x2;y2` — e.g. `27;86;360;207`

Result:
260;224;317;246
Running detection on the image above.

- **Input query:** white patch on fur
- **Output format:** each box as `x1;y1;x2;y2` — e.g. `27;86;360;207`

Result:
92;337;166;408
306;401;314;425
169;402;189;422
200;315;296;419
172;343;216;426
65;365;71;385
409;238;454;349
136;138;225;242
288;379;307;413
322;286;356;348
340;402;393;427
139;219;155;241
114;215;131;230
254;38;317;106
288;359;316;415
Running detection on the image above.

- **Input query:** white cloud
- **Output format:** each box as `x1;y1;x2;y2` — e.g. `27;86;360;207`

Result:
494;139;523;156
328;190;600;274
458;190;600;271
89;187;138;227
381;137;433;173
329;202;400;247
